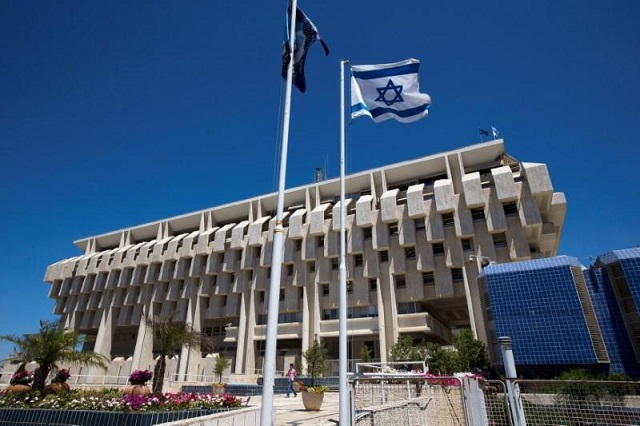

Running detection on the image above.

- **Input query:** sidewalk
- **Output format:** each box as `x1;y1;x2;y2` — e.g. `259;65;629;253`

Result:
248;392;340;425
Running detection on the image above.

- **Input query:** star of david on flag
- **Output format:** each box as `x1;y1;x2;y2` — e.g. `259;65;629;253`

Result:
351;58;431;123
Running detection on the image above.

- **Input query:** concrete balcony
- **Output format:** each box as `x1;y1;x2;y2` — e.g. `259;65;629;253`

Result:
397;312;452;342
319;317;379;337
253;322;303;340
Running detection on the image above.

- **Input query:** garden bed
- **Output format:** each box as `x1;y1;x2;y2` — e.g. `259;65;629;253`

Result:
0;388;243;426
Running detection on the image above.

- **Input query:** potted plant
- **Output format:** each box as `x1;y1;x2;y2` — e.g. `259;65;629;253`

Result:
7;369;33;393
212;353;230;394
301;340;328;411
124;369;153;396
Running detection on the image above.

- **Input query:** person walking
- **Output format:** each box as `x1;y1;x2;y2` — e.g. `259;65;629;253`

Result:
286;363;297;397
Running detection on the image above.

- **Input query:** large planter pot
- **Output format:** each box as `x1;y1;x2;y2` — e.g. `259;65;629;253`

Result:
301;391;324;411
44;382;71;395
123;384;151;396
6;384;31;394
212;384;226;395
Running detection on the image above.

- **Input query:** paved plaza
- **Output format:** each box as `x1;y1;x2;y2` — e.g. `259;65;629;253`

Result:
252;392;340;425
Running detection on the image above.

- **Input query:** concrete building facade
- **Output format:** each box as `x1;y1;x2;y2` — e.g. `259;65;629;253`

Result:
44;140;566;380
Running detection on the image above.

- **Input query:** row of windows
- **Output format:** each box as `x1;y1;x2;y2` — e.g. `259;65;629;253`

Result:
323;305;379;320
86;209;515;277
256;311;303;325
89;198;519;263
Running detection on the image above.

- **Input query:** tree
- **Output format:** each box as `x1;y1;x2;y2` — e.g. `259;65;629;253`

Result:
453;329;489;372
359;345;372;363
423;342;459;375
389;335;422;362
214;353;230;384
1;320;108;393
147;316;209;395
303;340;328;387
294;354;303;375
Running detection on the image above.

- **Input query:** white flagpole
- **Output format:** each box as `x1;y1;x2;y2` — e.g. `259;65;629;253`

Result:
261;1;297;424
339;59;351;426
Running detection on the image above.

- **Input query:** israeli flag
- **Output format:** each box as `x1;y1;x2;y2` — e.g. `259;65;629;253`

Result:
351;58;431;123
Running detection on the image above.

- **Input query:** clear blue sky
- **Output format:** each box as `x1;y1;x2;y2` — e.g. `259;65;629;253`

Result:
1;0;639;360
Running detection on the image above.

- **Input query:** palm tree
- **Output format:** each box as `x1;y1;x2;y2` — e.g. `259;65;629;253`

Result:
1;320;109;393
146;316;210;395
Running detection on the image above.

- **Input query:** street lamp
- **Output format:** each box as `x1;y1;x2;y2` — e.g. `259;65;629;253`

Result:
467;255;496;268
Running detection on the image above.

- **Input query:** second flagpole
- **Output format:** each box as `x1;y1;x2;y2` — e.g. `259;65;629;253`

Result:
260;1;298;424
339;59;351;425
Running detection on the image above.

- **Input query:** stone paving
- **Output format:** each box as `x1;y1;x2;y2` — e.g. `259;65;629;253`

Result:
251;392;340;425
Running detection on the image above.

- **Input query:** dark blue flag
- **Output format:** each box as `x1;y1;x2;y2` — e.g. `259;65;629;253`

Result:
282;2;329;93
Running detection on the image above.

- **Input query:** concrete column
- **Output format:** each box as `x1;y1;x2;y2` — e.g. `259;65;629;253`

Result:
178;288;202;381
132;290;154;372
90;307;113;384
234;290;249;374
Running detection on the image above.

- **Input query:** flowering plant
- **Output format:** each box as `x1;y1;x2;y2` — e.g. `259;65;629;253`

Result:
129;370;153;384
0;388;242;411
53;369;71;383
295;381;327;393
305;385;328;393
10;370;33;385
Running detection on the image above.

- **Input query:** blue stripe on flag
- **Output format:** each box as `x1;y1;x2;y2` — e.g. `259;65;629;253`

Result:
351;62;420;80
351;103;428;119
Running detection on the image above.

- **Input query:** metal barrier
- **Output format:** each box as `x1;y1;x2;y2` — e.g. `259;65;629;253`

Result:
351;376;467;426
512;379;640;426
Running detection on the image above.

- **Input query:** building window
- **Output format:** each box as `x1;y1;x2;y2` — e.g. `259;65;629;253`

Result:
397;302;423;314
323;309;339;320
347;281;353;294
222;295;228;306
405;247;416;260
503;202;518;216
395;275;406;288
423;271;435;285
247;270;254;280
308;262;316;273
493;233;508;248
389;223;399;236
332;258;339;270
322;284;330;296
433;243;445;256
318;236;325;248
354;254;363;267
442;213;455;227
415;219;426;232
266;267;271;278
369;279;377;291
287;264;294;276
462;238;474;251
451;268;464;282
279;289;285;301
363;227;372;240
255;247;261;259
258;290;265;303
471;208;485;221
294;239;302;251
379;250;389;263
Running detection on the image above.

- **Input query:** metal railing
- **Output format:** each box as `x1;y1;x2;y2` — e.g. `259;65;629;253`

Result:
514;379;640;426
351;376;467;426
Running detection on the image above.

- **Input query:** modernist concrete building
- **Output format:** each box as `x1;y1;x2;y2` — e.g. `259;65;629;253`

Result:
479;248;640;379
44;139;566;380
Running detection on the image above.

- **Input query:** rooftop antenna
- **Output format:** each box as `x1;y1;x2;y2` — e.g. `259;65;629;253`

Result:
315;166;323;183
